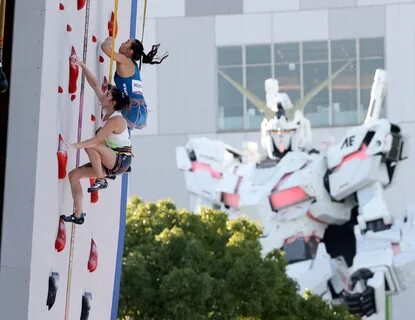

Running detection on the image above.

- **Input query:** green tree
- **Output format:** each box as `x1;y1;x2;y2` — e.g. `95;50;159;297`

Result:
118;197;357;320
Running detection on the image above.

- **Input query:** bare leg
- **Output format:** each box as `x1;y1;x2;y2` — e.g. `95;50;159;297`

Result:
85;145;117;178
68;165;96;217
85;147;106;178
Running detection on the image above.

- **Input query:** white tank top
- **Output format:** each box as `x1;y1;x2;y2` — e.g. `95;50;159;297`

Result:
102;111;131;149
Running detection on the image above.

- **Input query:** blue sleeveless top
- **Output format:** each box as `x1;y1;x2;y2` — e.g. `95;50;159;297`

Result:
114;61;144;100
114;60;148;130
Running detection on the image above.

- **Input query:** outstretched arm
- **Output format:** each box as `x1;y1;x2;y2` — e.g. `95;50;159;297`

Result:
101;37;130;64
71;118;118;149
74;57;104;101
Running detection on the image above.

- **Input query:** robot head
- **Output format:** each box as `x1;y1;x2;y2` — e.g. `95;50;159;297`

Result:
262;111;300;158
261;78;311;159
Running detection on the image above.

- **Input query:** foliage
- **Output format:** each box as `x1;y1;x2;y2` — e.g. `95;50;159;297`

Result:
118;196;357;320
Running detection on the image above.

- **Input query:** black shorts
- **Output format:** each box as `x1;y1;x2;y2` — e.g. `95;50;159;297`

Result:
105;153;132;176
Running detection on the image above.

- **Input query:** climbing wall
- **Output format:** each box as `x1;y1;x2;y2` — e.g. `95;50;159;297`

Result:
0;0;136;319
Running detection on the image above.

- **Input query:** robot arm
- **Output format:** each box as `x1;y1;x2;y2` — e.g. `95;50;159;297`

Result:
364;69;387;124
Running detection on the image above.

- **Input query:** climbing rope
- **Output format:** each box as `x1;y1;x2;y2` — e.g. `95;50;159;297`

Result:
108;0;119;84
64;0;91;319
141;0;147;43
139;0;147;70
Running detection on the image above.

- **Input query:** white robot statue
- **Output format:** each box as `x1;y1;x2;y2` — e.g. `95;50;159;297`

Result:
176;70;415;319
261;78;312;160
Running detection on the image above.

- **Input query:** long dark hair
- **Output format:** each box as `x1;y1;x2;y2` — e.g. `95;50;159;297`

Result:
108;85;130;111
130;40;168;64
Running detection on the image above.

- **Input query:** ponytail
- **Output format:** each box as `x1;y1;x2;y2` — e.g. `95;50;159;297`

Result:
130;40;168;64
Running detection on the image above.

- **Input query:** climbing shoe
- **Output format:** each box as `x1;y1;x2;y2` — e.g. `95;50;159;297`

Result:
60;213;86;225
87;178;108;193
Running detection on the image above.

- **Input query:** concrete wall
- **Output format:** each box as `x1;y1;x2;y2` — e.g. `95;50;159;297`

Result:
0;0;134;318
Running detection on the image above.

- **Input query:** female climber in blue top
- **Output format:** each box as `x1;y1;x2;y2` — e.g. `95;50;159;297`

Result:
101;37;168;130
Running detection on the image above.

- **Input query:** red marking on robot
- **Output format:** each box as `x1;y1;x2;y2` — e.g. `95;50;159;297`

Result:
284;233;320;245
108;11;118;38
58;86;63;93
191;161;222;179
392;243;401;256
222;177;243;208
99;55;104;63
66;24;72;32
68;46;78;94
89;178;99;203
88;239;98;272
55;217;67;252
306;210;326;224
336;144;368;171
57;134;68;179
59;3;64;10
92;35;97;43
270;186;309;210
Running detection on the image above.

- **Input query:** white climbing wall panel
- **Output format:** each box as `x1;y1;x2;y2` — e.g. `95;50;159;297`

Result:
0;0;135;318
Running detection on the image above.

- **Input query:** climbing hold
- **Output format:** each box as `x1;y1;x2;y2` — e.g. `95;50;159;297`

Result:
87;238;98;272
46;272;59;310
55;217;66;252
101;76;108;92
98;56;104;63
89;178;99;203
59;3;64;10
92;35;97;43
80;292;92;320
70;94;76;101
66;24;72;32
77;0;86;10
107;11;118;38
58;86;63;93
90;114;96;122
57;134;68;179
68;47;78;94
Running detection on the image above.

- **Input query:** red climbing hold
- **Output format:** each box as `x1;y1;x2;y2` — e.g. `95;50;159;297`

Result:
68;47;78;94
66;24;72;32
77;0;86;10
92;35;97;43
87;239;98;272
90;114;96;122
108;11;118;38
71;94;76;101
58;86;63;93
89;178;99;203
59;3;64;10
55;217;66;252
99;55;104;63
57;134;68;179
101;76;108;92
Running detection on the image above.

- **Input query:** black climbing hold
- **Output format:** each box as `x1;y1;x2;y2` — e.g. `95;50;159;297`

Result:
46;272;59;310
80;292;92;320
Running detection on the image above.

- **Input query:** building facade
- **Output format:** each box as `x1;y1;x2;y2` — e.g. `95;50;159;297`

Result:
128;3;415;318
130;0;415;220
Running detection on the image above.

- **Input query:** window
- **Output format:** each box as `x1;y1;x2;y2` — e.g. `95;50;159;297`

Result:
331;39;357;125
217;37;385;131
359;38;385;121
246;45;272;129
274;43;301;106
303;41;329;126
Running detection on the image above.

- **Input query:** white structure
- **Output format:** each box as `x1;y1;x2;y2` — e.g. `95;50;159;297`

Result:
126;4;415;317
177;70;415;319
